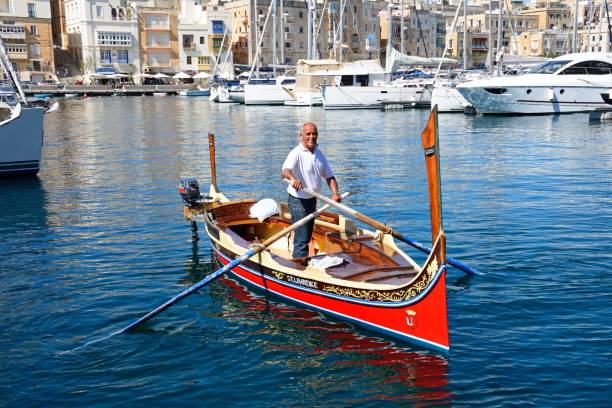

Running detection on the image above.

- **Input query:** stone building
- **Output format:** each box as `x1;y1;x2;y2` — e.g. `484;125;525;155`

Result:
177;0;231;74
64;0;144;75
380;3;447;60
0;0;56;82
224;0;383;67
136;0;179;74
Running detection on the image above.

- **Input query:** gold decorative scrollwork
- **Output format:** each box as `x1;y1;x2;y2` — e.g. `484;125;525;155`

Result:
272;271;285;280
321;256;440;302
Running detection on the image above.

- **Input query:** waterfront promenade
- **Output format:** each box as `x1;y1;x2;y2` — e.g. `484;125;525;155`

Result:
24;83;198;97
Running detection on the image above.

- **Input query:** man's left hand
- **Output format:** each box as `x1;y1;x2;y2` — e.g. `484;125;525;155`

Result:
331;193;342;203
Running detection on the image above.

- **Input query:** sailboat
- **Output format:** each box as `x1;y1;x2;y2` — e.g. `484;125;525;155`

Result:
241;0;296;105
0;37;55;176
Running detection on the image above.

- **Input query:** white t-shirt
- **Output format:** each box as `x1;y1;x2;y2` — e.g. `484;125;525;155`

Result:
282;143;334;199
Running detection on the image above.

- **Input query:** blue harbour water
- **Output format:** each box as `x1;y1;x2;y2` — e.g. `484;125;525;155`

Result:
1;97;611;406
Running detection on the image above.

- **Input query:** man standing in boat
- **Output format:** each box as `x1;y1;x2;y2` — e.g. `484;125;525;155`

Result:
282;123;342;260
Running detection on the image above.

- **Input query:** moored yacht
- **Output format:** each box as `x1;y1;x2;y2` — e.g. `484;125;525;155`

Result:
457;53;612;114
317;59;432;110
243;76;295;105
0;37;52;177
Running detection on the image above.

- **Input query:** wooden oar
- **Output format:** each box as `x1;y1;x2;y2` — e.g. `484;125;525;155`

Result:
290;183;480;275
63;193;348;353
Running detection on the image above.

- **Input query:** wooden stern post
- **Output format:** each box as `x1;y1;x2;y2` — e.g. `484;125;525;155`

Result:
208;133;218;192
421;106;446;262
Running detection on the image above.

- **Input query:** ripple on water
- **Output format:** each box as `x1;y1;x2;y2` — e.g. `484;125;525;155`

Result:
1;99;611;406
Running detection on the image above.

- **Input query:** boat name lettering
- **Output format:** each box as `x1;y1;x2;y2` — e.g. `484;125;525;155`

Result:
424;147;436;156
286;275;318;289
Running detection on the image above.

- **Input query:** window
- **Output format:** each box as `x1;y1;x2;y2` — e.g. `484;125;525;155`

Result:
27;3;36;17
29;44;40;57
100;50;111;63
198;56;209;65
96;6;103;18
33;60;41;71
183;34;194;48
299;11;303;18
118;50;128;63
187;56;192;64
299;27;303;33
30;25;37;35
200;36;204;44
212;20;224;34
561;61;612;75
483;88;508;94
530;60;570;74
97;32;131;46
212;38;223;49
0;0;10;13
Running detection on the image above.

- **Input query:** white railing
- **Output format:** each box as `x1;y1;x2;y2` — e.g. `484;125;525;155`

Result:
0;24;26;40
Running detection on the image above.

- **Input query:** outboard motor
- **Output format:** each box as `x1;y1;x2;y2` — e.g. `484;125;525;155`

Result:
179;178;201;206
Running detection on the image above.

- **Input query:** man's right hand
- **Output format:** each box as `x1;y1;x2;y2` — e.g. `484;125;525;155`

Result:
291;178;303;191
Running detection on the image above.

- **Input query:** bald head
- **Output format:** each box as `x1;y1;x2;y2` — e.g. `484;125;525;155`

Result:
300;123;318;152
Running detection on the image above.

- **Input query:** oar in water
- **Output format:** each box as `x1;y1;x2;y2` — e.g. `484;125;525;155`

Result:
288;182;480;275
65;193;349;353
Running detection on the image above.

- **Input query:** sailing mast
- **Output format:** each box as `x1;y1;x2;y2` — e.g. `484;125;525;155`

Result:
280;0;284;64
307;0;314;59
386;0;392;69
400;0;404;54
272;0;277;77
606;0;612;52
248;1;274;78
487;0;493;72
463;0;468;68
0;37;27;105
572;0;579;52
496;0;503;76
211;25;229;78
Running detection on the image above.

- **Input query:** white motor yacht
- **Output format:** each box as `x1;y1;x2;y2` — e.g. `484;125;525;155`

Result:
457;53;612;114
431;71;487;113
318;60;433;110
243;76;295;105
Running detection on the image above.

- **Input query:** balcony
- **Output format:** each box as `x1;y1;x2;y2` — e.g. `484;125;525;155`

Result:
183;42;196;50
0;23;26;40
146;43;171;50
147;60;171;68
197;64;211;71
6;44;27;59
98;58;112;64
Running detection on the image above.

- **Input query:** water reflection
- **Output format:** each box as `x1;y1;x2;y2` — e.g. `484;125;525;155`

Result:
180;245;451;404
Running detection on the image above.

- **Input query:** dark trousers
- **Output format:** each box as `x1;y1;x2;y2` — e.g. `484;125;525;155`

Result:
288;195;317;258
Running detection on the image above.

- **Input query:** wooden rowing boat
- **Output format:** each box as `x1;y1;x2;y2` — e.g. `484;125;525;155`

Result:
182;107;449;353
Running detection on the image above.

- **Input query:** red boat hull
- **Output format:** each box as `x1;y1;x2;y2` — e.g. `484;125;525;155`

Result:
214;248;449;353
